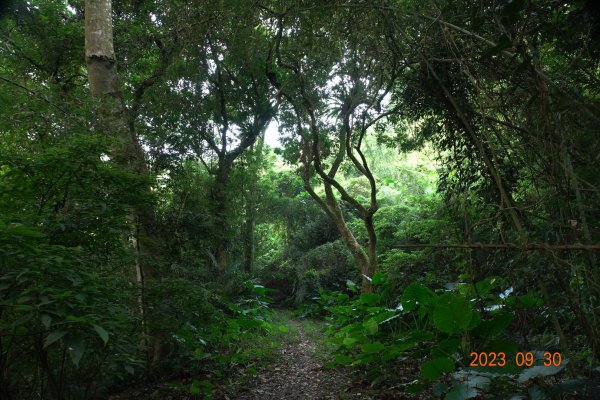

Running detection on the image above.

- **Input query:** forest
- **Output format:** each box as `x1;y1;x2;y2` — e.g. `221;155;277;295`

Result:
0;0;599;399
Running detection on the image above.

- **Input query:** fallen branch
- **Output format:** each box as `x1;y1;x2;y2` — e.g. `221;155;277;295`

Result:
393;243;600;252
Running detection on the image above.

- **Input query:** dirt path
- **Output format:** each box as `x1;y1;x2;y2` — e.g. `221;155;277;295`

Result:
232;318;372;400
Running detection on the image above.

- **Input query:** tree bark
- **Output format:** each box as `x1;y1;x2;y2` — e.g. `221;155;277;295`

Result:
84;0;158;363
85;0;118;96
242;133;265;273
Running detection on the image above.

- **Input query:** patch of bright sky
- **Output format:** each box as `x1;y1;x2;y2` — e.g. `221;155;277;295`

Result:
65;2;76;14
264;121;281;149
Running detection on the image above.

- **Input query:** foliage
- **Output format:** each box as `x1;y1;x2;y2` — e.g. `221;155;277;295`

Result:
318;275;590;398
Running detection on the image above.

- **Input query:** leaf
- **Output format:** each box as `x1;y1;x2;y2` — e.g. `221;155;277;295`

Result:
402;282;433;312
475;276;500;297
371;272;385;286
517;363;566;383
528;386;547;400
41;314;52;329
346;279;358;292
361;342;385;353
363;318;378;335
453;371;491;390
43;330;67;348
125;365;135;374
67;336;86;367
359;292;381;306
421;357;454;380
432;294;473;334
343;337;358;346
445;383;478;400
335;354;352;365
92;324;109;344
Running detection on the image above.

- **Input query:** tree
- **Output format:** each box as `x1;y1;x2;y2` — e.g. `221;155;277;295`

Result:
153;5;275;270
265;4;401;291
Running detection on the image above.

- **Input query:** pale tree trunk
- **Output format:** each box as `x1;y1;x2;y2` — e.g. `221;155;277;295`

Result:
243;133;265;273
84;0;159;363
85;0;118;96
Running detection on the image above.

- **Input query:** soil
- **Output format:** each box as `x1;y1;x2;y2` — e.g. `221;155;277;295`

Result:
229;318;373;400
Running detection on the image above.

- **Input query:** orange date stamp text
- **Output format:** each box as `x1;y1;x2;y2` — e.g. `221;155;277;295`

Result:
469;351;562;367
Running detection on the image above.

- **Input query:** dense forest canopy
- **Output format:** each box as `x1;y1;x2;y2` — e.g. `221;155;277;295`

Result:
1;0;599;399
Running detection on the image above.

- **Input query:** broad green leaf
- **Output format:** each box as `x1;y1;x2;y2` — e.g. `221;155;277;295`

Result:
343;337;358;346
433;383;449;396
475;276;501;297
517;363;566;383
361;342;385;353
67;336;86;367
359;292;381;306
432;294;473;334
371;272;385;286
92;324;109;344
421;357;454;380
335;354;352;365
363;318;378;335
43;330;67;348
445;383;478;400
402;282;433;312
452;371;491;390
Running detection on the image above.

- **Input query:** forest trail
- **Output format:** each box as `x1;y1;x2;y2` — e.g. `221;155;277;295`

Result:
232;316;373;400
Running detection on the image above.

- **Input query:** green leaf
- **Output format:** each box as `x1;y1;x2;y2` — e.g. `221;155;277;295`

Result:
432;294;473;334
43;330;67;348
346;279;358;292
67;336;86;367
433;383;449;395
359;292;381;306
371;272;385;286
41;314;52;329
92;324;109;344
528;386;547;400
517;363;566;383
343;337;358;346
335;354;352;365
453;371;491;390
421;357;454;380
361;342;385;353
402;282;433;311
475;276;500;297
363;318;378;335
445;383;478;400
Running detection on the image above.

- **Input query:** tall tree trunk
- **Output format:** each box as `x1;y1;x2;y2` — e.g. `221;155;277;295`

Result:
243;202;255;273
242;133;265;273
84;0;158;363
305;182;375;292
213;162;230;271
